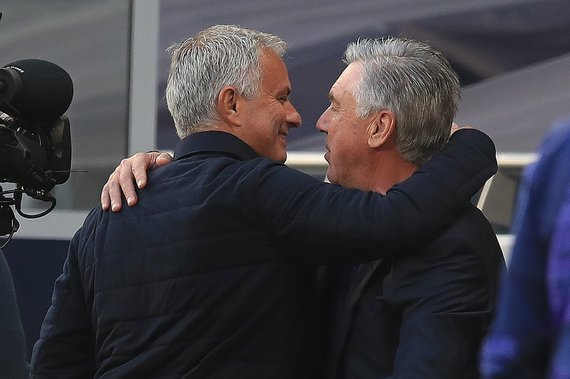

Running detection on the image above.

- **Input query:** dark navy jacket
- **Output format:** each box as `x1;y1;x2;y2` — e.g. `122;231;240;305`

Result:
335;204;505;379
31;130;496;378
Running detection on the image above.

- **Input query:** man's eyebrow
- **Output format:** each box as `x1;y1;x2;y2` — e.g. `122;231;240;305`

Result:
279;87;291;97
328;91;336;102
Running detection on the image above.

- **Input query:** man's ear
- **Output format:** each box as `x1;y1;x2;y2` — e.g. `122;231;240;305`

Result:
367;110;396;149
217;86;241;126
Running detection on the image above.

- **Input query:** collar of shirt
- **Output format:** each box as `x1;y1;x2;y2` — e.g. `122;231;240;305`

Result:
174;131;260;162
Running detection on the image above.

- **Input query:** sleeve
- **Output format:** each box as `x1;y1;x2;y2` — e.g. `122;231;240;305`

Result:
480;167;553;378
388;239;494;379
480;123;570;379
546;197;570;379
30;231;96;379
257;128;497;264
0;250;30;379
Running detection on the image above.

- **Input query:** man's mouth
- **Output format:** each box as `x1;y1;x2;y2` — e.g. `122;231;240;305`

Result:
278;128;289;141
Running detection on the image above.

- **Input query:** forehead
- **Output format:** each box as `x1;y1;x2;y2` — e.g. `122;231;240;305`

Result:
330;62;363;99
260;49;291;91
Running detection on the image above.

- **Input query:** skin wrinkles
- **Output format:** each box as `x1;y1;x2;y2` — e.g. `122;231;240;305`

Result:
237;49;301;163
317;62;376;189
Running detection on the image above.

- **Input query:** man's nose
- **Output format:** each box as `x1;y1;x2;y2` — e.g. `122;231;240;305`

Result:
316;109;329;133
286;102;302;128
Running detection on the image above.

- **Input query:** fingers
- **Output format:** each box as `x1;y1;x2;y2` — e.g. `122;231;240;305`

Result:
451;122;460;135
101;156;138;213
154;152;174;168
101;151;172;212
130;152;154;190
118;156;141;208
101;163;134;212
451;123;475;136
129;151;172;188
101;181;112;211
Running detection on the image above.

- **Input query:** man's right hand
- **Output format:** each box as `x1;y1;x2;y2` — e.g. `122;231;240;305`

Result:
451;122;473;136
101;151;173;212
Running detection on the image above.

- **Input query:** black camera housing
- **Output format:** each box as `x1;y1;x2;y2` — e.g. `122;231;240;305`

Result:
0;115;71;194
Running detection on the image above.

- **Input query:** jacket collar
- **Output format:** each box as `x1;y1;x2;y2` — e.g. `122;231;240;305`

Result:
174;131;260;161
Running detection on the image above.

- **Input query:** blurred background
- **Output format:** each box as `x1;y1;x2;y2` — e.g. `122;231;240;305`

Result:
1;0;569;357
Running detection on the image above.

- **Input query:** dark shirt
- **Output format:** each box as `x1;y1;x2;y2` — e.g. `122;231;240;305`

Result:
336;205;505;379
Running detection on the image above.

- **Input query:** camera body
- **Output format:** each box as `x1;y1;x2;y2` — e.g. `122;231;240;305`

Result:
0;57;73;240
0;13;74;242
0;114;71;196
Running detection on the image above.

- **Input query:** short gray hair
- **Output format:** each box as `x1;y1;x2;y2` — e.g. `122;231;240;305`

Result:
166;25;287;138
344;37;460;166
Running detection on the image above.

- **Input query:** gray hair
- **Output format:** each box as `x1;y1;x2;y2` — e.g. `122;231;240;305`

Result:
344;37;460;166
166;25;288;138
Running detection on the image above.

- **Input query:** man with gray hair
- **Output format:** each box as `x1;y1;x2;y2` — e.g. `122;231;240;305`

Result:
33;25;495;378
320;37;505;378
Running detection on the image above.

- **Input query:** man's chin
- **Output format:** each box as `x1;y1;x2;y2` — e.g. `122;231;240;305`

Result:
275;151;287;163
325;170;337;184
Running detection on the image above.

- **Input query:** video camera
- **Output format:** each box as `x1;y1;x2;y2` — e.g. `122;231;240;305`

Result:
0;14;74;242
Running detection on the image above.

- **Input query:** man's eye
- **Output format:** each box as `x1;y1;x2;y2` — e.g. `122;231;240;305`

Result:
278;96;288;104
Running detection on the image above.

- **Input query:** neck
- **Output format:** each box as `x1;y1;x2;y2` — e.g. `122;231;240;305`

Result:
359;151;418;194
